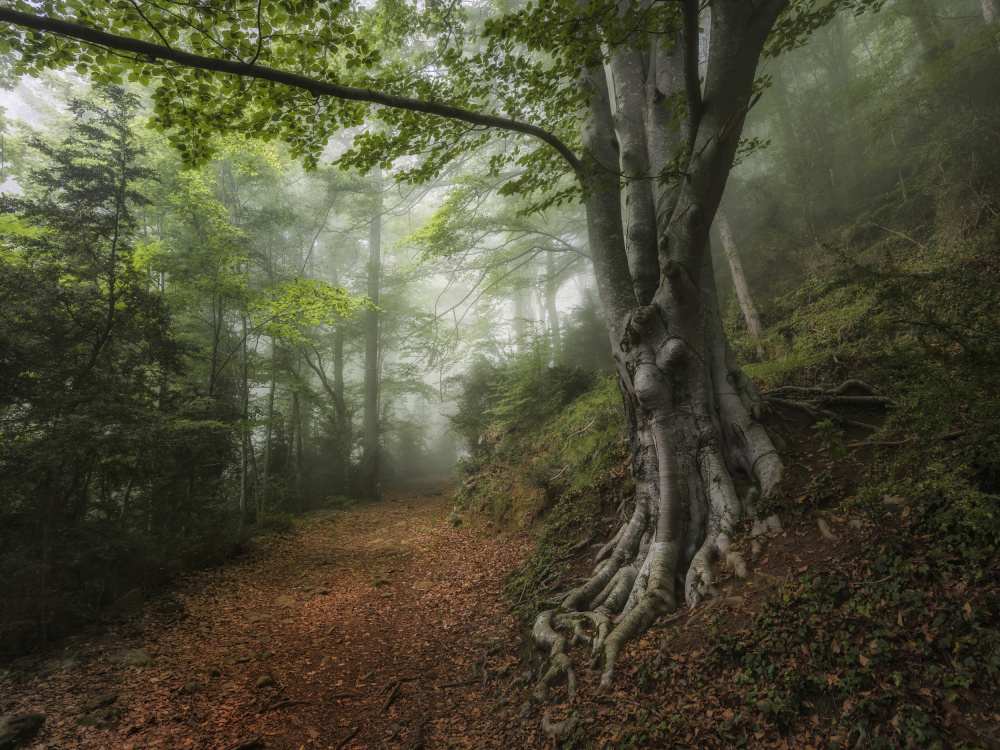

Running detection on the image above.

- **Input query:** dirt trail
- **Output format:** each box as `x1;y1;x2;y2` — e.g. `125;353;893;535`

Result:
1;477;532;749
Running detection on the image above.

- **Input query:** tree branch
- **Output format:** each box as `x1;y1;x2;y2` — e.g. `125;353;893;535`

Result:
0;8;584;176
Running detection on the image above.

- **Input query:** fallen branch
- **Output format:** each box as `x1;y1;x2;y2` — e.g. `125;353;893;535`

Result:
221;736;264;750
379;679;403;715
436;679;477;689
846;429;968;448
406;716;428;750
265;699;316;712
333;726;359;750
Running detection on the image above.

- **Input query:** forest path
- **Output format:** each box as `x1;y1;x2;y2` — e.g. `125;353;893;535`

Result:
1;478;532;750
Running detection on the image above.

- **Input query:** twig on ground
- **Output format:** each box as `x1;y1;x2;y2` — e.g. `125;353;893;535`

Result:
221;736;264;750
406;716;428;750
436;678;477;689
264;699;316;712
333;726;359;750
379;679;403;715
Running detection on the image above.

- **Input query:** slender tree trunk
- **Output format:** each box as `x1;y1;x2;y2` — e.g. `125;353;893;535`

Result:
545;250;561;363
238;313;249;531
333;325;349;490
261;340;277;517
513;286;528;348
716;206;765;346
362;170;383;500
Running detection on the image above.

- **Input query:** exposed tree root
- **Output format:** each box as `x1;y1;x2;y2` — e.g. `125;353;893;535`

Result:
530;293;785;699
817;518;839;542
405;716;427;750
541;712;578;738
764;379;892;433
332;726;359;750
222;736;264;750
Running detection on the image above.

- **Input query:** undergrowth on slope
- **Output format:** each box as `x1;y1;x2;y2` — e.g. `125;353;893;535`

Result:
452;368;628;617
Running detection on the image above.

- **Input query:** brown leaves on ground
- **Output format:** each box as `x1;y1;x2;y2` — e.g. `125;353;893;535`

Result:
0;477;532;749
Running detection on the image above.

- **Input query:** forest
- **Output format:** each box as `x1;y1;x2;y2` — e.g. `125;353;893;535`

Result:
0;0;999;748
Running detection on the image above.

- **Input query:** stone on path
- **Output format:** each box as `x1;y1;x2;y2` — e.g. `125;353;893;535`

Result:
0;713;46;750
181;680;202;695
73;715;106;728
110;649;152;668
81;693;118;712
38;658;77;677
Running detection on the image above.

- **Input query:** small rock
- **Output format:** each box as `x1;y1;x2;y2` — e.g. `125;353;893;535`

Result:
38;657;78;677
73;715;106;728
751;540;763;557
244;612;265;624
765;514;782;531
82;693;118;712
92;708;122;722
882;494;904;506
262;650;276;659
224;637;249;646
275;596;295;609
108;588;144;611
235;655;253;664
197;667;221;678
254;676;276;690
110;649;152;668
849;518;862;530
320;656;332;667
220;682;237;692
312;587;330;596
180;680;201;695
817;517;839;542
255;635;272;644
0;713;46;748
413;581;433;590
379;591;393;599
750;521;769;538
222;656;239;665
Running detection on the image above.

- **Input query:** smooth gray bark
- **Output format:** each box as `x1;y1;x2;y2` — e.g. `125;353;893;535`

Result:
361;172;383;500
985;0;1000;25
545;251;561;362
535;0;786;695
716;206;765;342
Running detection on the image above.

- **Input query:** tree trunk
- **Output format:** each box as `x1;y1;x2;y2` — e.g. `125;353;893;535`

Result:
238;313;249;531
361;170;382;500
513;285;533;349
261;340;277;517
716;206;765;345
532;0;785;698
985;0;1000;25
545;250;561;363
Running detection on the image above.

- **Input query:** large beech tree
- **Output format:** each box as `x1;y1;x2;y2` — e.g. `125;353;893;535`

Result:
0;0;875;691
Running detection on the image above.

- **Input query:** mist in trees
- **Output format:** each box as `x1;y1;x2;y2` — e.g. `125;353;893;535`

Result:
0;0;997;710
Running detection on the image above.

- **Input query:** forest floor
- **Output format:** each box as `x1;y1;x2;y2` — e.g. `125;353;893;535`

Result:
3;437;999;749
0;477;536;750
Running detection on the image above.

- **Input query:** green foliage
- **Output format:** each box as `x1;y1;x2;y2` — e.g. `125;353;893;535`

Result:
0;86;242;654
703;530;1000;748
454;372;628;617
251;278;369;342
811;419;845;460
450;345;595;461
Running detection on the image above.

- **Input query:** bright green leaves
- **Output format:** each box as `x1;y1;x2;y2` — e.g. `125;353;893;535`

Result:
251;278;370;342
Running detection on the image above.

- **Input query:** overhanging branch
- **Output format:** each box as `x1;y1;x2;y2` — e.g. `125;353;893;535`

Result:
0;8;585;177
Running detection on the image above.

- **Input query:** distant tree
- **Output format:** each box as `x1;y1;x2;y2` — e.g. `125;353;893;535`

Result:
0;0;877;692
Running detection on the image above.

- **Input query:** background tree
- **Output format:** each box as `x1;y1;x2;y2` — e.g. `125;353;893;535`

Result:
0;0;878;690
